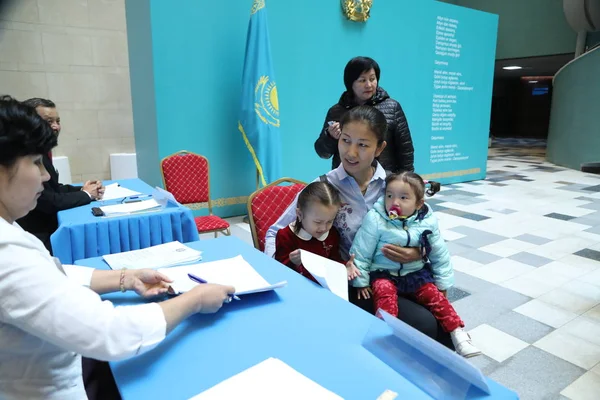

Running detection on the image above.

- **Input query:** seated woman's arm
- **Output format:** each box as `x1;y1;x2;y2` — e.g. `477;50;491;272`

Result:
64;265;170;297
381;244;420;263
1;245;232;362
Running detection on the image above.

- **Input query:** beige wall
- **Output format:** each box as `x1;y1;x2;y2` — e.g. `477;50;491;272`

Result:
0;0;134;182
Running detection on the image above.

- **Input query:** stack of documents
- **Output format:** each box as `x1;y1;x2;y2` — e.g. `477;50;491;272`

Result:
102;241;202;270
158;255;287;296
190;357;343;399
101;182;142;201
99;199;162;216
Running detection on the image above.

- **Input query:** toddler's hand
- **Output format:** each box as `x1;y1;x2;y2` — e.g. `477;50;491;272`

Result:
289;249;302;266
357;287;372;300
345;254;361;281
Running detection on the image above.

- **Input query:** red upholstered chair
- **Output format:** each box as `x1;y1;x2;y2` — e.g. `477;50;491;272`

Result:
160;150;230;237
247;178;306;252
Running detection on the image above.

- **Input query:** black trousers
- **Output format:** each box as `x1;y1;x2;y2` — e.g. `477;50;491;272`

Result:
349;286;455;350
82;358;121;400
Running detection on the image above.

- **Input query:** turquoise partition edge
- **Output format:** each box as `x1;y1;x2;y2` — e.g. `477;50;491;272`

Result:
547;47;600;171
125;0;497;218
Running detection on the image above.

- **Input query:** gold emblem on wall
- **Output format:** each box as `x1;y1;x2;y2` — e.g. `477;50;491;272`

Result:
255;76;280;127
341;0;373;22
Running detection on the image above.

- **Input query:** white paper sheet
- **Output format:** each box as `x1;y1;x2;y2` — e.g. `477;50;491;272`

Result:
159;255;287;295
100;199;161;215
100;182;142;201
299;250;348;301
102;241;202;270
190;358;343;400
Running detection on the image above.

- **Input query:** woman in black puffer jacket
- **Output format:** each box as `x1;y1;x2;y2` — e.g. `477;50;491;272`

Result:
314;57;415;173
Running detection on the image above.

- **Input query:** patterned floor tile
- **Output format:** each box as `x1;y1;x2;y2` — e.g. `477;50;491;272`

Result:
459;249;503;265
515;299;578;328
586;225;600;235
583;184;600;192
560;316;600;347
438;189;484;198
509;252;552;267
489;311;554;344
452;256;484;274
488;347;585;400
453;285;531;329
450;227;508;248
500;275;556;298
534;329;600;369
579;202;600;211
478;243;523;258
454;271;498;294
468;324;529;362
574;248;600;262
545;213;577;221
538;289;600;314
514;234;552;246
447;286;470;302
467;354;501;376
441;230;466;241
446;241;473;256
469;259;535;284
561;370;600;400
584;305;600;323
570;216;600;227
439;208;490;221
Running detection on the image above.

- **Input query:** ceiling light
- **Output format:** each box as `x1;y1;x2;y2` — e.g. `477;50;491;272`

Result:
528;80;538;83
503;66;522;70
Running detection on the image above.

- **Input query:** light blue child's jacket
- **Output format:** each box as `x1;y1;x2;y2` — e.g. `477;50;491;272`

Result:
350;196;454;290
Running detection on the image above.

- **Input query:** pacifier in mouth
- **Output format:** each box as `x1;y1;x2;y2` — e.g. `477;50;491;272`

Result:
388;205;403;220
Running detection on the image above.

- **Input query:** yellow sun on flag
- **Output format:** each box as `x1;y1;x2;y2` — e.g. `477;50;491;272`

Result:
254;76;280;127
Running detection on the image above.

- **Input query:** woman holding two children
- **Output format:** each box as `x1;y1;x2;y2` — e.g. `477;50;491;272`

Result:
266;105;456;348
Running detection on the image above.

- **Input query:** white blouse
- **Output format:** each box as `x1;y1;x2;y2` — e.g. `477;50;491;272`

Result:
0;218;167;399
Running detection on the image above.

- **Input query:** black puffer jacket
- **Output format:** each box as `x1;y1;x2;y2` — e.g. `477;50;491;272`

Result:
314;87;414;173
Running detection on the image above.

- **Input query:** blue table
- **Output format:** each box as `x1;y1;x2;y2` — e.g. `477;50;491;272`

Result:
77;236;518;400
53;178;198;264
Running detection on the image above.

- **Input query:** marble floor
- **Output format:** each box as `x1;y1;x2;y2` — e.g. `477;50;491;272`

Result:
202;139;600;400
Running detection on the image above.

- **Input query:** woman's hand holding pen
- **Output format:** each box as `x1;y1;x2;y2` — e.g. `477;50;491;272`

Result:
189;284;236;313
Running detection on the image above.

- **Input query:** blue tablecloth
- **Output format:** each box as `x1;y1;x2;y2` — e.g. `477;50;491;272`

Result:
52;178;198;264
76;236;518;400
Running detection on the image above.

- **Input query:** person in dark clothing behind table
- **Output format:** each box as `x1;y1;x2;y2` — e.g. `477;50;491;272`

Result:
16;98;104;252
315;56;415;173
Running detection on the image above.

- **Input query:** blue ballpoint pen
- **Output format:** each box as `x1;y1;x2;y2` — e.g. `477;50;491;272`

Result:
187;273;240;301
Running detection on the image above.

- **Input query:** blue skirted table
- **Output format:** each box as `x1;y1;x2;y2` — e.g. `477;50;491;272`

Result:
51;178;199;264
76;236;518;400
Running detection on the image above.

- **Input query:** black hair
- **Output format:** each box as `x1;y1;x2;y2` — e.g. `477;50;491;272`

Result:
385;171;441;199
339;105;387;145
21;98;56;109
295;181;342;234
343;56;381;92
0;95;57;168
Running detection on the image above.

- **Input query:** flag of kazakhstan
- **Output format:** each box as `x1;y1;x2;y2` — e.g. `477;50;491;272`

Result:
238;0;281;187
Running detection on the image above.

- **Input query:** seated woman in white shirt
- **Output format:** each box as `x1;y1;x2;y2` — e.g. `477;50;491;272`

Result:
0;95;235;399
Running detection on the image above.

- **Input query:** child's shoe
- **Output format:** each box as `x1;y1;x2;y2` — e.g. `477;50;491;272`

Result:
450;328;481;358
